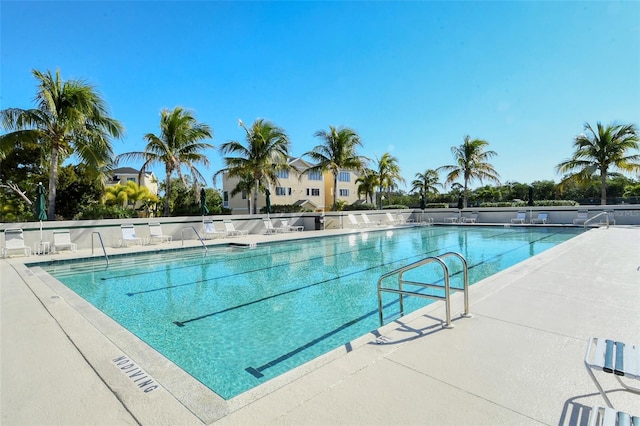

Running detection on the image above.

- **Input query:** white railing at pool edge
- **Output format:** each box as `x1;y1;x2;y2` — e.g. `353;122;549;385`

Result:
583;211;610;229
91;232;109;266
377;252;471;328
181;226;208;252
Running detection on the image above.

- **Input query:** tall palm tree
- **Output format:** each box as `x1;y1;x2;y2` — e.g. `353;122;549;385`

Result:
437;135;500;208
355;168;378;204
0;69;124;218
117;107;213;216
376;153;404;207
217;119;290;214
410;169;442;206
303;126;366;210
556;122;639;205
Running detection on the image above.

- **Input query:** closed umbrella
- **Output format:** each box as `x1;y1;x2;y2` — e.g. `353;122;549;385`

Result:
420;194;426;210
265;189;271;217
457;196;463;210
35;182;47;243
528;186;534;207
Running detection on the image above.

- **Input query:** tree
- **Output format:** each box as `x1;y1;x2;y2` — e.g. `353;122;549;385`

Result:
556;122;640;205
410;169;441;206
104;180;158;209
303;126;366;210
355;168;378;204
0;69;124;218
437;135;500;208
217;119;290;214
118;107;213;216
376;153;404;207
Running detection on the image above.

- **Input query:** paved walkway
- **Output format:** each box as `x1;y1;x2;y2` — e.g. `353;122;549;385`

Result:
1;226;639;425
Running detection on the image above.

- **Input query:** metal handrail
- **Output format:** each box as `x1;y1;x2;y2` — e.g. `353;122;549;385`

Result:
91;232;109;266
377;252;470;328
181;226;208;252
583;211;610;229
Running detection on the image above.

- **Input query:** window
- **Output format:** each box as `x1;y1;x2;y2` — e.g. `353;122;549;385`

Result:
307;170;322;181
338;171;350;182
127;177;136;183
241;191;247;200
306;188;320;196
276;170;289;179
275;187;291;196
339;189;350;197
223;191;229;208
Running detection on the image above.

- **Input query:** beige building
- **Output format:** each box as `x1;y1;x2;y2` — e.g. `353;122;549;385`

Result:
221;157;362;214
107;167;158;195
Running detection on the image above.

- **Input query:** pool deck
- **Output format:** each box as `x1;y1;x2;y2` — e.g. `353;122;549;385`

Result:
1;225;639;425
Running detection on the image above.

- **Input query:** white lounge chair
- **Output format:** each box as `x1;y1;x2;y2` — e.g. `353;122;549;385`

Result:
511;212;526;224
52;229;77;252
573;211;589;225
462;212;478;223
587;405;638;426
584;337;640;408
347;214;364;228
281;219;303;232
223;220;249;237
148;222;172;243
385;212;401;225
120;224;143;246
2;228;31;257
360;213;382;227
203;220;226;239
531;213;548;224
263;218;286;234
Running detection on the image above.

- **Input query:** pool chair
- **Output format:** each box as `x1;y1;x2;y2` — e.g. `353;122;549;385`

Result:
120;224;143;246
573;211;589;225
588;406;639;426
2;228;31;258
385;212;401;225
52;229;77;253
584;337;640;409
148;222;172;243
203;220;226;239
223;220;249;237
280;219;304;232
262;218;286;234
461;212;478;223
530;212;548;224
511;211;526;224
360;213;383;227
347;214;364;228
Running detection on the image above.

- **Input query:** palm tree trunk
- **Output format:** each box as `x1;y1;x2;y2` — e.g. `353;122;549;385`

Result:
164;171;172;216
600;169;607;205
48;143;59;219
333;172;338;210
253;179;259;214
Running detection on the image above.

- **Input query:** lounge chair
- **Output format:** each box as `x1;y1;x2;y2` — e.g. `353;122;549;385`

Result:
347;214;364;228
573;211;589;225
148;222;172;243
203;220;226;239
52;230;77;253
530;213;548;224
588;405;638;426
360;213;382;227
2;228;31;257
461;212;478;223
385;212;401;225
223;220;249;237
120;224;143;246
281;219;303;232
584;337;640;408
262;218;286;234
511;212;526;224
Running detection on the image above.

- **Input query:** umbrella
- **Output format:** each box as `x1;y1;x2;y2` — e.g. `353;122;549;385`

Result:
528;186;534;207
265;189;271;217
457;196;463;210
35;182;47;242
419;194;426;210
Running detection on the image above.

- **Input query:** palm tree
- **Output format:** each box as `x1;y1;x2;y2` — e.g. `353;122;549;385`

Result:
556;122;639;205
117;107;213;216
303;126;366;210
376;153;404;208
410;169;442;206
0;69;124;218
355;168;378;204
217;119;290;214
437;135;500;208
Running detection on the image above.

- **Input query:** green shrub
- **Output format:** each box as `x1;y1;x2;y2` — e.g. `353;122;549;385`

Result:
75;204;137;220
382;204;409;210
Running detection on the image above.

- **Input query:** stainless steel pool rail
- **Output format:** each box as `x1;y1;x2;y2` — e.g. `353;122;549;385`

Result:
377;251;471;328
583;211;610;229
91;232;109;266
181;226;208;252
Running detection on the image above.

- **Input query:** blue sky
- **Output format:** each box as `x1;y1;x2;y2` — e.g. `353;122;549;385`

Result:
2;1;639;191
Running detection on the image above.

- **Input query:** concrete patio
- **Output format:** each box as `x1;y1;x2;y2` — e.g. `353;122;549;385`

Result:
1;225;639;425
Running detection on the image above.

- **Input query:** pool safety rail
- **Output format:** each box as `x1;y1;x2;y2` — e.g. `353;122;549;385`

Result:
377;252;471;328
181;226;208;252
91;232;109;266
583;211;611;229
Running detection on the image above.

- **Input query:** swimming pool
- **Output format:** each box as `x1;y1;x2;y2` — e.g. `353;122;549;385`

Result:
40;225;582;399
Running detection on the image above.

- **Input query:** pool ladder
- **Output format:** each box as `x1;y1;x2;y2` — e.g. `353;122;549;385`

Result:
91;232;109;266
377;252;471;328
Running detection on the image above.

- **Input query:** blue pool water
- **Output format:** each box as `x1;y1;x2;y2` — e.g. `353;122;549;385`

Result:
40;226;581;399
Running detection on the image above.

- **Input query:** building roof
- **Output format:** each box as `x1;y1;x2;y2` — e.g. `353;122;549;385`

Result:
111;167;140;175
